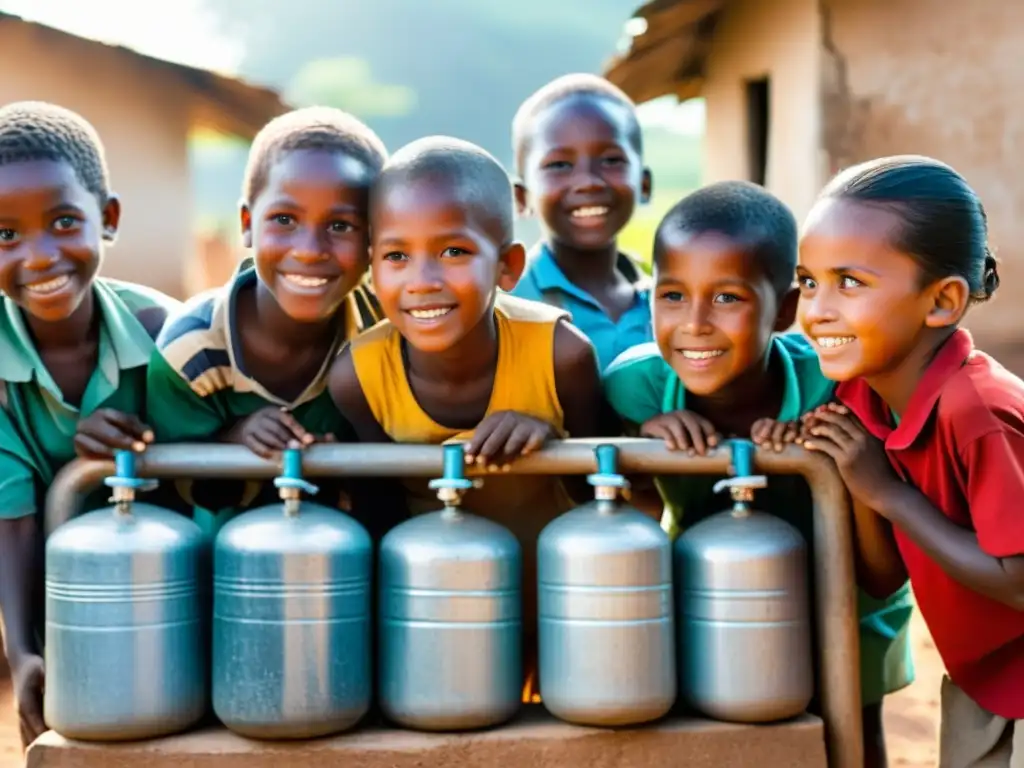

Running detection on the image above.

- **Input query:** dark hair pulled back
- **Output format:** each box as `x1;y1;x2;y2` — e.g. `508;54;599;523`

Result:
820;155;999;303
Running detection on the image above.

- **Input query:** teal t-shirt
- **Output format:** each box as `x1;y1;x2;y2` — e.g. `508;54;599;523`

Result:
602;333;915;705
0;279;181;524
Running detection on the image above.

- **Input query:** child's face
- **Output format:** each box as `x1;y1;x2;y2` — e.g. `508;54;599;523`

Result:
371;177;524;354
516;96;651;251
242;149;374;324
797;198;941;382
0;160;117;322
653;230;792;396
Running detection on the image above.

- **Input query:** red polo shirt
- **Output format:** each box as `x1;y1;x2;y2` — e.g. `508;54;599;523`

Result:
837;329;1024;718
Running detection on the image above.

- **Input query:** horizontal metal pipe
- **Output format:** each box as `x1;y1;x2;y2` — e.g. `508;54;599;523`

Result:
44;439;860;767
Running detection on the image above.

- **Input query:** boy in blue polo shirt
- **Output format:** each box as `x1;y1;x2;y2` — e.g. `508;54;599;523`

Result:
510;74;652;372
603;182;914;768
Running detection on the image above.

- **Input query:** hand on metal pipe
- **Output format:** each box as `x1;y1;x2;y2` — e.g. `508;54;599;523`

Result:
463;410;559;471
73;408;154;458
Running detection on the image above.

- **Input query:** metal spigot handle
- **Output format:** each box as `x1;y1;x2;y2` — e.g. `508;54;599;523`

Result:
587;443;630;496
104;450;158;505
429;443;475;504
274;448;319;497
732;439;754;478
711;440;768;495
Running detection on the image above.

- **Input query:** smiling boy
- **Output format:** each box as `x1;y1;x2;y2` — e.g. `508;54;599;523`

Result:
603;182;914;767
146;107;388;536
510;74;653;372
0;102;182;749
330;136;605;700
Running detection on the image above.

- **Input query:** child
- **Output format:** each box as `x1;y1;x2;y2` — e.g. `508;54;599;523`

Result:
145;107;389;537
0;102;182;749
602;181;913;768
329;136;605;700
794;156;1024;767
510;74;653;373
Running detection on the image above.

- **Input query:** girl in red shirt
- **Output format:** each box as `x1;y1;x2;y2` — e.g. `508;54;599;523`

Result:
795;155;1024;767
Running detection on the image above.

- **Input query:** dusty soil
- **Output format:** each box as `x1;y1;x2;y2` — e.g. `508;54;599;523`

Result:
0;676;16;768
0;611;942;768
882;607;941;767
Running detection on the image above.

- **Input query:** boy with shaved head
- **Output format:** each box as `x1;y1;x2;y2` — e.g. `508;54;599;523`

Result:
329;136;605;701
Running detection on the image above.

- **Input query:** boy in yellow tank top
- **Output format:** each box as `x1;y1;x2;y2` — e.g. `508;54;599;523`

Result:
329;136;606;701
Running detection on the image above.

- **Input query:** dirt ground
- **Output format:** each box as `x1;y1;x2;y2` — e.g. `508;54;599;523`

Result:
883;608;941;767
0;609;942;768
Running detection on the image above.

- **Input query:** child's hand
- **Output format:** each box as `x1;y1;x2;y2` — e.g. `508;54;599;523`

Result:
801;403;903;509
751;418;802;452
226;406;314;459
74;408;154;458
639;410;720;454
465;411;556;469
12;653;45;749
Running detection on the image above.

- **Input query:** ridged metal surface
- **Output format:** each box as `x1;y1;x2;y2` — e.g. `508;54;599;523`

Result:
379;509;521;731
538;499;675;726
676;509;814;723
44;502;207;741
47;441;863;768
212;503;372;739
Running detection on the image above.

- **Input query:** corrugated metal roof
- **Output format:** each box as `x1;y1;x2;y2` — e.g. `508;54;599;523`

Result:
604;0;728;104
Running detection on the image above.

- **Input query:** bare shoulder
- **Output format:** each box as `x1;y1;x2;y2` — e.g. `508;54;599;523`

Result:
553;318;600;378
328;345;364;412
328;344;389;442
552;319;604;438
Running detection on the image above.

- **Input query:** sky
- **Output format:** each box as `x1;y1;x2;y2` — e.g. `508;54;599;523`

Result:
0;0;245;73
0;0;705;136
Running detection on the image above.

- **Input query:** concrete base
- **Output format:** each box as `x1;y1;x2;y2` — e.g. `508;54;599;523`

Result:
28;708;828;768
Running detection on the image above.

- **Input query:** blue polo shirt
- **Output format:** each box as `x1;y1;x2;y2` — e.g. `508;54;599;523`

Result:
510;243;652;372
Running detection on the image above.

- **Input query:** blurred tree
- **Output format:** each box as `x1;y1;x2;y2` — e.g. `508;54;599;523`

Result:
190;0;705;247
286;57;417;117
197;0;642;159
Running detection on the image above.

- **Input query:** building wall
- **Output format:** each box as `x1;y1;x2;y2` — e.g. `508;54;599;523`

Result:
701;0;824;222
822;0;1024;350
0;22;192;298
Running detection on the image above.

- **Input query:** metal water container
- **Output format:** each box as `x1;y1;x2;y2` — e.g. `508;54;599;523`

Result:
675;440;813;722
45;451;207;741
213;449;372;738
537;444;675;726
379;443;521;731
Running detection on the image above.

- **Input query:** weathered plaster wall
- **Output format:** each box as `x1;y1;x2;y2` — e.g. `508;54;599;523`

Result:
822;0;1024;356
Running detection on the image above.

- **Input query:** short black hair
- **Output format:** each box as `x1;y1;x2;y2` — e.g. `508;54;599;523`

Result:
0;101;110;206
654;181;798;298
373;136;515;244
242;106;388;203
511;73;642;177
819;155;999;303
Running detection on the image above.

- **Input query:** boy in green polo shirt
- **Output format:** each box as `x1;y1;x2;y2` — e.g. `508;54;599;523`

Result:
145;107;395;538
0;102;182;750
602;181;913;768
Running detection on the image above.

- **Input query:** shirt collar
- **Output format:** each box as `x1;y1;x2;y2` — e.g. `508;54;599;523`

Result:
224;257;364;406
0;280;153;386
837;329;975;450
661;335;804;420
0;299;37;383
93;279;155;370
528;242;651;298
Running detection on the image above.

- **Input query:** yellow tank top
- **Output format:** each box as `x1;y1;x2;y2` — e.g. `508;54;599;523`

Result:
350;292;576;694
352;292;567;447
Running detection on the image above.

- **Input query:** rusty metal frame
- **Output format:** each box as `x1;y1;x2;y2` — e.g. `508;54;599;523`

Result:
45;438;862;768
